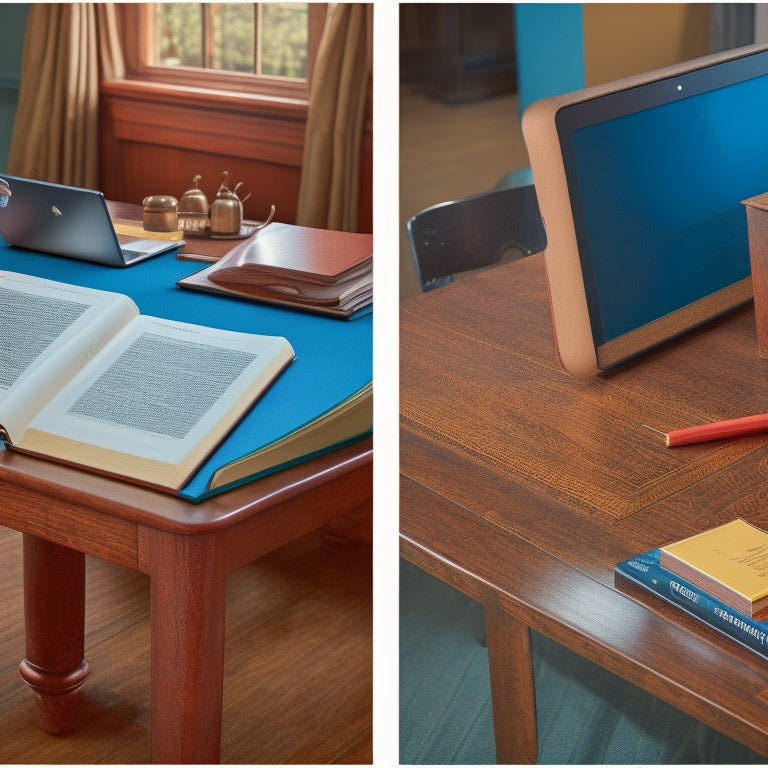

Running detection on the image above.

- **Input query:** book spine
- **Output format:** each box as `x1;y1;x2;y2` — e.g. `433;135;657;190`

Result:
616;550;768;660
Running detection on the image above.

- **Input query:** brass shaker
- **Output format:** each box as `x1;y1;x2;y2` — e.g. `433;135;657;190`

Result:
209;172;243;235
180;174;209;214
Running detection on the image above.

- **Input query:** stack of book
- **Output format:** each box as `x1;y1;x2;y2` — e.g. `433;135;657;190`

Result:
178;222;372;319
616;518;768;659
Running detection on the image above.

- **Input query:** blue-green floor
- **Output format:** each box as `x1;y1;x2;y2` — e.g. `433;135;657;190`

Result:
400;559;766;764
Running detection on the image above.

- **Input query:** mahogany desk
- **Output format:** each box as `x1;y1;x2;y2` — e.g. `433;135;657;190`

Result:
0;229;372;762
400;253;768;763
0;439;371;762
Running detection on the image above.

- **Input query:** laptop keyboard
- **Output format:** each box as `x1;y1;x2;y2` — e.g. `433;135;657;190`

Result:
121;248;148;263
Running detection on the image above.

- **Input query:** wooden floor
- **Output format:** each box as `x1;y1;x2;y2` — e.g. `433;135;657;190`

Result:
0;521;372;763
399;81;529;300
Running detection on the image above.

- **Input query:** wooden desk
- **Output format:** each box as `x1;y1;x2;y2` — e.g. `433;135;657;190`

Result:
0;438;371;763
0;230;372;762
400;253;768;762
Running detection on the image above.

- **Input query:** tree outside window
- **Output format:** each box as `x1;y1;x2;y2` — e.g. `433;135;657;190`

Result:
155;3;309;79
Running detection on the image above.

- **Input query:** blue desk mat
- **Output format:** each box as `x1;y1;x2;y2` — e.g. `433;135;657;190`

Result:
0;242;373;501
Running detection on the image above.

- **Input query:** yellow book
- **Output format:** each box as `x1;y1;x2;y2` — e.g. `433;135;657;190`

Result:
659;519;768;619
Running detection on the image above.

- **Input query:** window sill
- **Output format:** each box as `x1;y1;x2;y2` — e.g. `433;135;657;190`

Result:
100;78;309;120
99;77;309;169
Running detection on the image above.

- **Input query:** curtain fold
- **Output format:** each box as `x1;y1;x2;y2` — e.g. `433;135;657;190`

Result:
710;3;755;52
296;3;372;233
7;3;124;189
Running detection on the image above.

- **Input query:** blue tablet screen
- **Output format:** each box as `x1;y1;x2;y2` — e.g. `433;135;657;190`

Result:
560;61;768;346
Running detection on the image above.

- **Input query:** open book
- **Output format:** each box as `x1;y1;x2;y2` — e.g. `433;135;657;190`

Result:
1;271;295;491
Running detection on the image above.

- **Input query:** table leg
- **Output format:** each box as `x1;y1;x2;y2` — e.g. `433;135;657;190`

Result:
485;599;538;764
18;534;89;735
147;529;227;764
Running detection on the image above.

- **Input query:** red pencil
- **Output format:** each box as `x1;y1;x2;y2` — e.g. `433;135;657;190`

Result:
666;413;768;447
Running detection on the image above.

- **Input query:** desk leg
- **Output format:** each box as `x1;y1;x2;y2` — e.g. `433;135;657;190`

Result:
485;600;538;764
148;530;227;764
18;534;89;734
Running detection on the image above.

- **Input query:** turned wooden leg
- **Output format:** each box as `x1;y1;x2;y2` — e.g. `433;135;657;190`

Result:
148;529;227;764
484;599;538;764
19;534;89;734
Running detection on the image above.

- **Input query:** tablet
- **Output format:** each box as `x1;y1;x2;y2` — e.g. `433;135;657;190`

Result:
523;44;768;377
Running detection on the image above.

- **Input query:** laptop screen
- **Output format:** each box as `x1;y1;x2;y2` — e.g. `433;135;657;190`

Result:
0;175;182;267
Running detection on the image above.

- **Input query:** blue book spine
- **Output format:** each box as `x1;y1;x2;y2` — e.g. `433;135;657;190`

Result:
615;549;768;660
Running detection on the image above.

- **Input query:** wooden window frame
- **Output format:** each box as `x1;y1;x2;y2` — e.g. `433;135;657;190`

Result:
98;2;371;232
117;3;328;104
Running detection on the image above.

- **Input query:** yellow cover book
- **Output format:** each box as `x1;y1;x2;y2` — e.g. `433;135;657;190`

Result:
659;519;768;619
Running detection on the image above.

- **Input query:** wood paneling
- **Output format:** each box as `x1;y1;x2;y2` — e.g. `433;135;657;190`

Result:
98;80;307;225
98;78;373;233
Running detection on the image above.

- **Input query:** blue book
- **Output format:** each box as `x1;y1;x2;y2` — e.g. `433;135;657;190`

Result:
615;549;768;660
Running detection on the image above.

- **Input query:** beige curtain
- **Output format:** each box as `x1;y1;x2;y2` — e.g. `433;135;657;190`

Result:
296;3;372;232
7;3;124;189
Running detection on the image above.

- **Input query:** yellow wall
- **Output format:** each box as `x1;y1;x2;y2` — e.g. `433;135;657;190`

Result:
584;3;711;85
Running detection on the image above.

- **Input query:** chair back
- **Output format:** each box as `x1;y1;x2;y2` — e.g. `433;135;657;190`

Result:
406;184;546;291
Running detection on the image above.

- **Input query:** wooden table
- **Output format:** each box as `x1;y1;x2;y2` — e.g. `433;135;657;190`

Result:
0;219;373;763
400;253;768;763
0;437;371;763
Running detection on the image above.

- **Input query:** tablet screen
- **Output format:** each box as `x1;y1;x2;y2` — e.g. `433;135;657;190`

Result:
524;45;768;376
558;54;768;347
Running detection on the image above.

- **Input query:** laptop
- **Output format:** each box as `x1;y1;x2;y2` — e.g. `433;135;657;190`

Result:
0;175;183;267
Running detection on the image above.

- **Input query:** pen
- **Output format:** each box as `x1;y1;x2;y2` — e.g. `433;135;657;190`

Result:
666;413;768;447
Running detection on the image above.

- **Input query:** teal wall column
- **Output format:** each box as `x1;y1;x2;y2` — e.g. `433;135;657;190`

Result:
513;3;585;117
0;4;29;172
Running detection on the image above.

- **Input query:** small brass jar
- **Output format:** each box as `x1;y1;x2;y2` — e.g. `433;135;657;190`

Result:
142;194;179;232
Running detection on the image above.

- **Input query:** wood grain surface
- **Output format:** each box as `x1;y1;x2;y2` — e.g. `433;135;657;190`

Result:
400;253;768;760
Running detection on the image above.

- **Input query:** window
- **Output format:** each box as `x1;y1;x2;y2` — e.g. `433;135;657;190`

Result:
154;4;308;78
119;3;327;101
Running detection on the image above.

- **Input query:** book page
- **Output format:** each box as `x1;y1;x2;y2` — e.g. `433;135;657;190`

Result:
19;315;294;488
0;271;138;443
209;381;372;490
